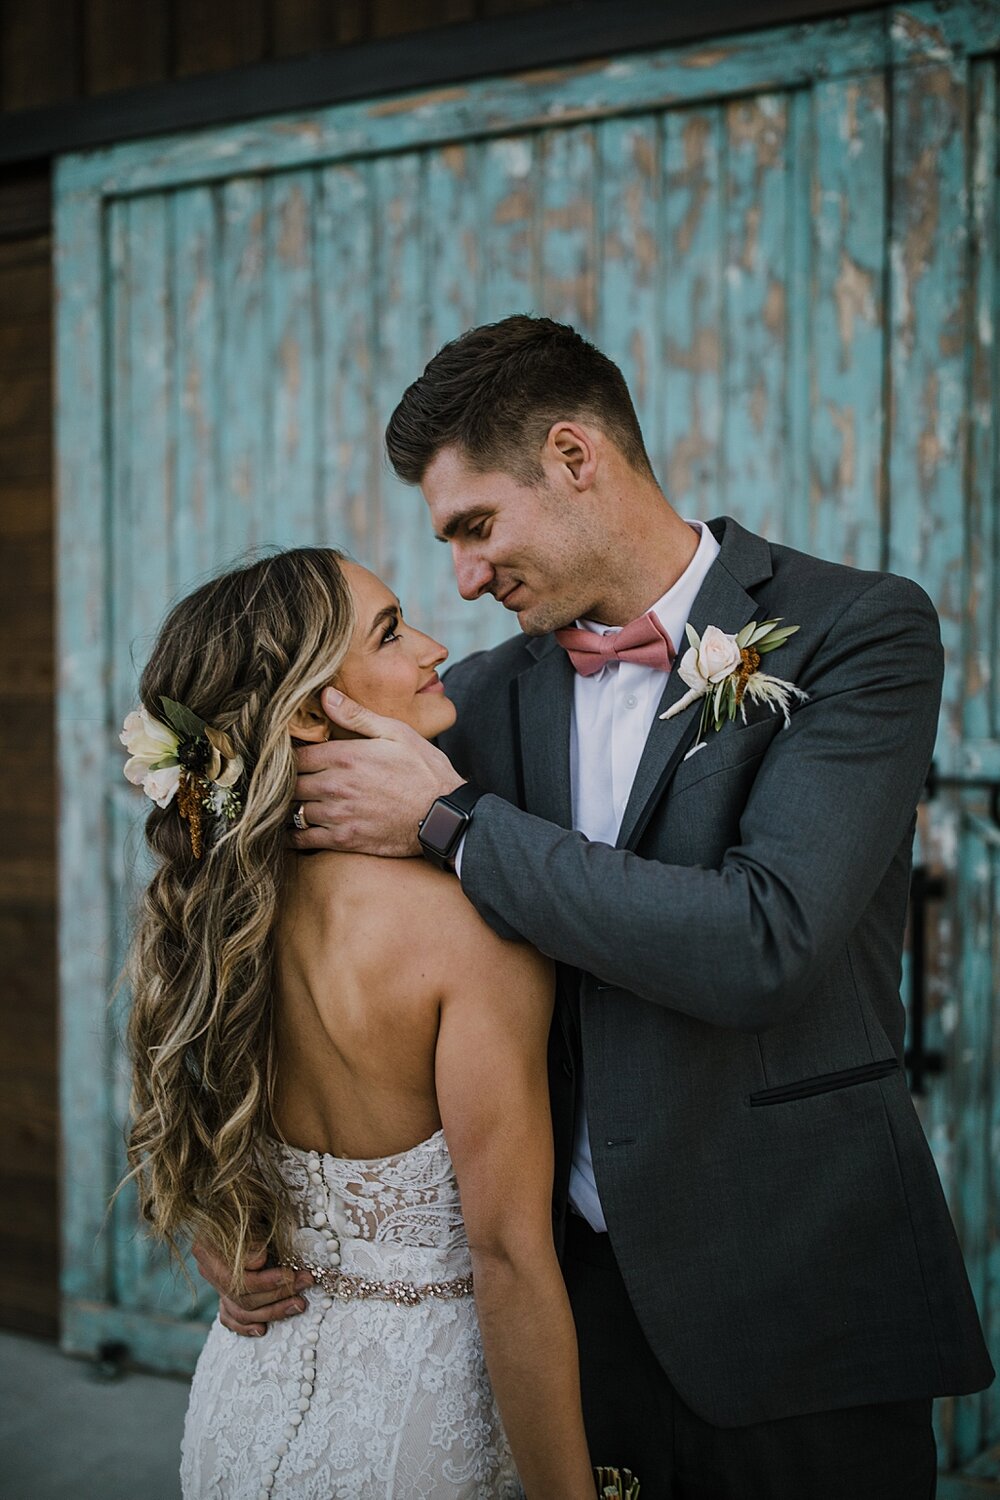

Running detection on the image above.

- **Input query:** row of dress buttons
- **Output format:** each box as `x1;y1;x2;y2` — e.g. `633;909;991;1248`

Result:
305;1151;342;1264
257;1153;342;1497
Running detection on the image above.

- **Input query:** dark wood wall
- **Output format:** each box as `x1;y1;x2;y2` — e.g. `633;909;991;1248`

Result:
0;0;568;1340
0;163;55;1339
0;0;574;112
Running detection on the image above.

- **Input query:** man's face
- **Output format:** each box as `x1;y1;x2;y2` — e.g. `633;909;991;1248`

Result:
421;444;600;636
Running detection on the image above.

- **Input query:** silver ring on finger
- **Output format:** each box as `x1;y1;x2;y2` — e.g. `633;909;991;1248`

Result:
292;802;309;832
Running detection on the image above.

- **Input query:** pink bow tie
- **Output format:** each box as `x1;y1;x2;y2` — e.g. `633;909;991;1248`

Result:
554;611;676;677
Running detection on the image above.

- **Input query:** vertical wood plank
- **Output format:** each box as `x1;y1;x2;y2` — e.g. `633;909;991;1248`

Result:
662;107;724;521
266;170;318;547
0;203;58;1336
172;185;220;589
106;192;138;1313
84;0;170;95
887;63;968;777
172;0;270;77
370;0;476;38
958;54;1000;1462
478;134;539;323
315;161;375;563
271;0;367;55
424;144;479;355
372;152;426;619
540;123;598;337
113;192;177;1313
951;805;997;1471
887;55;974;1470
104;205;159;1320
53;174;112;1310
964;57;998;767
1;0;82;111
423;142;493;650
808;75;887;569
219;177;268;560
597;114;661;484
783;88;812;554
722;93;789;539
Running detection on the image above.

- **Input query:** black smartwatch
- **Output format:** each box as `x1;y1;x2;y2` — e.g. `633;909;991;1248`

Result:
417;782;485;871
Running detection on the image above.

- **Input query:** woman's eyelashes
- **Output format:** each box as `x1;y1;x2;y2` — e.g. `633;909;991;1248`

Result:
380;612;402;645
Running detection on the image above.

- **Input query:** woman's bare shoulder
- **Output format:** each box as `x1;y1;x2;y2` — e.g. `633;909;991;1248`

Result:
312;853;548;983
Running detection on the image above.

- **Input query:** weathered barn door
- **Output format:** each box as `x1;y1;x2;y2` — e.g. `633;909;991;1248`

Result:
56;1;999;1480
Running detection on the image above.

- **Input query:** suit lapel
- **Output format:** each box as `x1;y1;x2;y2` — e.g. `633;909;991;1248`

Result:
514;637;575;829
616;518;772;851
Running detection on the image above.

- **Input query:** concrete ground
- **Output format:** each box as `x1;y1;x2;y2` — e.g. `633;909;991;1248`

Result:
0;1329;190;1500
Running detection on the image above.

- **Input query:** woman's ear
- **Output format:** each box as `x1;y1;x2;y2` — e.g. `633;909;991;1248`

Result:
287;695;331;743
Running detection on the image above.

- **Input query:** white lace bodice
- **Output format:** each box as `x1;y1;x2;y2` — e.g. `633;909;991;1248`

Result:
280;1127;469;1259
181;1130;520;1499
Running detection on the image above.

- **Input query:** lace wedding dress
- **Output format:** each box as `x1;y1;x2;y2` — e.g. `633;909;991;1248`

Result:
181;1129;521;1499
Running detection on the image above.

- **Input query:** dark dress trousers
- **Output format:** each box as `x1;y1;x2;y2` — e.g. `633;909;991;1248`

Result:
437;517;992;1453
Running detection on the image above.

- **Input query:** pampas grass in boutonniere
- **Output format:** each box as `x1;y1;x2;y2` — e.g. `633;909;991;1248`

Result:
594;1467;640;1498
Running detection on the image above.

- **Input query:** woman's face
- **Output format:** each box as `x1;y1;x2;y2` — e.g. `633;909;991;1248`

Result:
334;561;458;740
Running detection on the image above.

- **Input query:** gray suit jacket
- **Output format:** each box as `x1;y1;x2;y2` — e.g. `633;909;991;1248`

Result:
438;515;992;1427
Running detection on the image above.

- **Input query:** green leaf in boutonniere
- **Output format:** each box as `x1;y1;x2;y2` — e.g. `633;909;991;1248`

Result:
660;617;808;759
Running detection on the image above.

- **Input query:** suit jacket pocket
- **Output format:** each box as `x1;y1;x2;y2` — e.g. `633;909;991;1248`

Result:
669;716;776;797
749;1058;900;1106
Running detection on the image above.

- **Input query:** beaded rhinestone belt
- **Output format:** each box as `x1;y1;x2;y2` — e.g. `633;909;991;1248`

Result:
287;1258;474;1308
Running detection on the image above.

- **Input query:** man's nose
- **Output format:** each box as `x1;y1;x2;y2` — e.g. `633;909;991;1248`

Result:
453;549;493;601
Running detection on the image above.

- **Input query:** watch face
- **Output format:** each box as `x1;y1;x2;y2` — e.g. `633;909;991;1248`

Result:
419;800;465;855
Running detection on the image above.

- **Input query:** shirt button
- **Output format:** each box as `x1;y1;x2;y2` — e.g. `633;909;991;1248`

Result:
624;693;638;709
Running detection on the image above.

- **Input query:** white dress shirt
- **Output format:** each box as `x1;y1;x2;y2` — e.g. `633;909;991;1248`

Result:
455;520;720;1231
565;521;720;1230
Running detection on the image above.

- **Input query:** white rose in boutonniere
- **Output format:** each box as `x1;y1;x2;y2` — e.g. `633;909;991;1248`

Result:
662;618;808;759
694;625;742;684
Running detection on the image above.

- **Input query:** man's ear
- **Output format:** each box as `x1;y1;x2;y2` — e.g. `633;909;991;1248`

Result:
287;694;331;743
546;421;598;489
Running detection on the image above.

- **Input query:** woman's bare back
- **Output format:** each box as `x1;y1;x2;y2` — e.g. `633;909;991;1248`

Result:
273;850;465;1160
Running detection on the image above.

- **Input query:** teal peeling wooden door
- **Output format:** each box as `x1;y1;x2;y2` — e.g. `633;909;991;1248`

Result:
56;4;1000;1477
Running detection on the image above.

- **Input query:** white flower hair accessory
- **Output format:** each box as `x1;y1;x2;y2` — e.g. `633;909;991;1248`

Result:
120;697;243;858
661;618;807;760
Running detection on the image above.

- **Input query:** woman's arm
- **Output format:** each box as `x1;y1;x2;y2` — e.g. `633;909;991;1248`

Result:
433;907;594;1499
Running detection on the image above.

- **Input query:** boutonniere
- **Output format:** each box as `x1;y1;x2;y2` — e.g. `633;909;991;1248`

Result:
660;619;808;759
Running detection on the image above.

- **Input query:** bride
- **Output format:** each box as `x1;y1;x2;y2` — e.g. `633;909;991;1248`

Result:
120;546;595;1499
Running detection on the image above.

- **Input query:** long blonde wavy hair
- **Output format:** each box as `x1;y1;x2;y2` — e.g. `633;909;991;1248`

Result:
124;547;354;1288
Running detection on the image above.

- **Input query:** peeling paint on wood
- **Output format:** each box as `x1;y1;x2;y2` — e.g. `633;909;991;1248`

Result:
810;74;886;570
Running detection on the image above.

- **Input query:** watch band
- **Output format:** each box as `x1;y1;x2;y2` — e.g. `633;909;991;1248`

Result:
417;781;485;871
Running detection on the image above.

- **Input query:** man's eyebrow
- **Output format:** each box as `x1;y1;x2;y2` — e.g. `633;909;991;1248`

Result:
435;508;486;543
367;601;400;637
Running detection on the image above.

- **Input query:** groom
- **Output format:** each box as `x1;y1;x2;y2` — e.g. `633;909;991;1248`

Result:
205;317;992;1496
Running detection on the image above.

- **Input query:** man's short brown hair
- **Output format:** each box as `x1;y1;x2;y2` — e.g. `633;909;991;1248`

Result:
384;315;654;486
